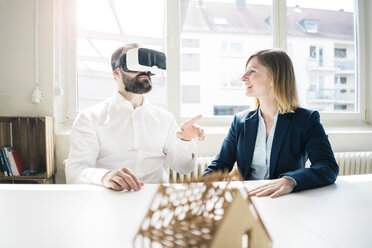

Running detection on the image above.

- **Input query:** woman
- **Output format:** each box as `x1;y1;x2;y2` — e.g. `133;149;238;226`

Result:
203;49;339;197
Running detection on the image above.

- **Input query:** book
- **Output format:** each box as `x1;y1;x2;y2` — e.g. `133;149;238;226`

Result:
4;147;20;176
1;148;13;176
0;151;9;176
10;149;26;175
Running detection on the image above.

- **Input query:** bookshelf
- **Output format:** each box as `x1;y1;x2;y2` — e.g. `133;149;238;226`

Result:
0;116;55;184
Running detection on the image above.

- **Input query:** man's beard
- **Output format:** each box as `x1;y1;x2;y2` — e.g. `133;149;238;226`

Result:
121;71;152;94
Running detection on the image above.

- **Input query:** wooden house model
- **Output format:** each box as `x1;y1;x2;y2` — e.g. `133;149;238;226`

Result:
134;172;272;248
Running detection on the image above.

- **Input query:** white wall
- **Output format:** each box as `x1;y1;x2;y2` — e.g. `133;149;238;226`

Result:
1;0;372;184
0;0;54;116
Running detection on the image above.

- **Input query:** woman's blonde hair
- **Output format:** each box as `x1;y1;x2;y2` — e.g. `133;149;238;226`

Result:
247;49;300;114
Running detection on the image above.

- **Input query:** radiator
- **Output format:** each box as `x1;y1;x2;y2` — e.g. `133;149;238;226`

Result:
169;152;372;182
335;152;372;176
168;156;214;183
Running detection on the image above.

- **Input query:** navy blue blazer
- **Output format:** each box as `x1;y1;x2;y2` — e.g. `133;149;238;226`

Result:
203;108;339;192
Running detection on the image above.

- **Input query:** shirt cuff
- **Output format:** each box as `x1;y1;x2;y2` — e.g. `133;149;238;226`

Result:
172;139;197;174
80;168;110;185
177;138;198;156
282;176;297;187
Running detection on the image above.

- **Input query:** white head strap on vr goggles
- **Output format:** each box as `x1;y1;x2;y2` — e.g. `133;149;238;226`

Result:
112;48;166;75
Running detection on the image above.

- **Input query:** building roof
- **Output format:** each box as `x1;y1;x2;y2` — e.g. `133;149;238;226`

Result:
181;2;354;40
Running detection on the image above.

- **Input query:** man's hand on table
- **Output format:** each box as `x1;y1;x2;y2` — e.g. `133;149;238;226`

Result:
102;168;144;191
248;177;295;198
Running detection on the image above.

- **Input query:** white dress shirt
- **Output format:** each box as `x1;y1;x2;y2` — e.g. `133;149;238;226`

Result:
248;111;278;180
66;92;197;185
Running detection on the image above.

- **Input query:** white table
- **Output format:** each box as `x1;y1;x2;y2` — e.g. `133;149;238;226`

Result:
1;175;371;248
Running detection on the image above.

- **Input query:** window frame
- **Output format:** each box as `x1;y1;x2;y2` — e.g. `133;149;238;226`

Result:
61;0;368;126
167;0;367;126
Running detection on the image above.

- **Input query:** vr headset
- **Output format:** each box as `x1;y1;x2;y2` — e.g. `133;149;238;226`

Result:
111;48;166;75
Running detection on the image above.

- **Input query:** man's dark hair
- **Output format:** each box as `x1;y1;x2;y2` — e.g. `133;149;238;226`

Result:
111;47;124;70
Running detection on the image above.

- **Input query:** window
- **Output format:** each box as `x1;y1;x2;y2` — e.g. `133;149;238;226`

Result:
230;43;243;53
76;0;166;112
287;0;357;113
309;76;317;91
214;105;250;116
335;48;347;58
310;46;317;58
180;0;273;117
221;42;244;55
264;16;272;30
334;76;347;85
182;39;200;48
66;0;364;123
340;77;347;84
300;19;319;33
334;47;354;70
334;104;347;110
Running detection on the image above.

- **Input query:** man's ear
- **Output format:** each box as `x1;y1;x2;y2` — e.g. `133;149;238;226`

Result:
113;69;120;79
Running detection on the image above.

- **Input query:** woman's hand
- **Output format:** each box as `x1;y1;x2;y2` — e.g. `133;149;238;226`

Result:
176;115;205;141
248;177;295;198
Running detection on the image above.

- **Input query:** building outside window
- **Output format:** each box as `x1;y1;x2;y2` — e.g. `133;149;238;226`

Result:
73;0;359;121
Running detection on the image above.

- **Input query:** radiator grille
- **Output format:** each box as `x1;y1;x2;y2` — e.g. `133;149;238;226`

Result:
335;152;372;176
169;152;372;182
168;156;214;183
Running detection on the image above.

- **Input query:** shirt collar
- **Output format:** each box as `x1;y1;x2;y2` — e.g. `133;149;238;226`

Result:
112;91;149;111
258;108;279;121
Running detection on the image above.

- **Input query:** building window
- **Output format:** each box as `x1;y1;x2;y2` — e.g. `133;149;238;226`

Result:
335;76;347;84
340;77;347;84
334;104;347;110
300;18;319;33
288;1;357;114
305;22;318;33
182;39;199;48
264;16;272;30
334;48;347;58
310;46;317;58
230;42;243;53
221;42;243;54
214;105;250;116
309;76;317;90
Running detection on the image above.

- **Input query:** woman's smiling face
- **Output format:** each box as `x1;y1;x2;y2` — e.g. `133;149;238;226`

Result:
241;56;272;98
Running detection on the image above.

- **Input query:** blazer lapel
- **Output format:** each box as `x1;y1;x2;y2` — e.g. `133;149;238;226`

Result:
243;109;259;179
269;113;292;178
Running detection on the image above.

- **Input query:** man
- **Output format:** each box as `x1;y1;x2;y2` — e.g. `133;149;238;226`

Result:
66;43;204;191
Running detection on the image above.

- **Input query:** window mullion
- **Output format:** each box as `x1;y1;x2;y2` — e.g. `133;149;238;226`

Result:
60;0;78;122
272;0;287;50
167;0;181;121
356;0;366;116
